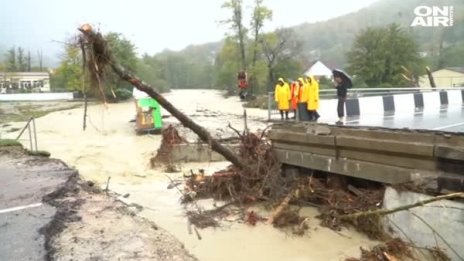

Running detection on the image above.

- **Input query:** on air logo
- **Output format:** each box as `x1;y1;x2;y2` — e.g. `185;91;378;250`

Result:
411;6;454;27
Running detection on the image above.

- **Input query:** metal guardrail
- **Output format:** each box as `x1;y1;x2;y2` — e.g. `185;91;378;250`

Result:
269;123;464;185
318;87;464;99
16;117;38;152
267;87;464;120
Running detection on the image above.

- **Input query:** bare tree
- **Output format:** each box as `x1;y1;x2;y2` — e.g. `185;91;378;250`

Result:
222;0;247;71
17;47;27;71
261;28;301;90
37;49;43;71
27;50;32;72
249;0;272;94
6;47;17;72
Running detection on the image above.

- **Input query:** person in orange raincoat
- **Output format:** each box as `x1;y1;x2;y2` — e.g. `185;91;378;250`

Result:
306;75;320;121
274;77;291;120
289;81;299;119
293;77;309;120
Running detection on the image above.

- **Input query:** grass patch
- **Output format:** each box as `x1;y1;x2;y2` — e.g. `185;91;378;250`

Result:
0;103;82;124
0;139;22;147
243;95;269;109
27;150;51;157
6;127;21;133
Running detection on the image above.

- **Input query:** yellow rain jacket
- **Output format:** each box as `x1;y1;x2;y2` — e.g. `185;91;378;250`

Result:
306;75;320;110
274;78;291;110
297;77;307;103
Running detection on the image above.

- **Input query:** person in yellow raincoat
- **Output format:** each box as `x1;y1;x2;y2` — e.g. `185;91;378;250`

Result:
297;77;307;103
274;78;291;120
306;75;320;121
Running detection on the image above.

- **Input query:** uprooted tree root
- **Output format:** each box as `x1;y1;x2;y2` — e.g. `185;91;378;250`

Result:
345;238;450;261
150;125;187;171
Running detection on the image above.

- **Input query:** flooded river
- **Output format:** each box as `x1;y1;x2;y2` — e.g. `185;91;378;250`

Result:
2;89;377;260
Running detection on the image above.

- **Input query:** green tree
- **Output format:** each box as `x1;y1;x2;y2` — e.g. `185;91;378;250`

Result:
104;32;138;95
346;24;423;87
51;45;83;92
137;54;168;92
17;47;27;72
214;38;241;92
6;47;17;72
438;42;464;68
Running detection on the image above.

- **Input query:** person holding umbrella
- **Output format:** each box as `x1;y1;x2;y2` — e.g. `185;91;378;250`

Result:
332;69;352;124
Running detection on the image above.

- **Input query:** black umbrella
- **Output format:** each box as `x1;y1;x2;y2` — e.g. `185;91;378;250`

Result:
332;69;352;88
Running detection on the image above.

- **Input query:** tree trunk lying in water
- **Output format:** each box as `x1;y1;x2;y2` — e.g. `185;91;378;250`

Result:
78;25;247;171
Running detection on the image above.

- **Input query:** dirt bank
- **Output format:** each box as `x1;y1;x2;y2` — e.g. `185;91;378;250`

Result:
0;145;197;260
42;172;197;261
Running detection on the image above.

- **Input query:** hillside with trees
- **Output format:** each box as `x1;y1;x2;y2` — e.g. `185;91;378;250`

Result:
2;0;461;93
141;0;463;91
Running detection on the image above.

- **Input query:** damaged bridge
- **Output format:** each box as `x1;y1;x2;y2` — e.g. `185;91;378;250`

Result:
269;123;464;187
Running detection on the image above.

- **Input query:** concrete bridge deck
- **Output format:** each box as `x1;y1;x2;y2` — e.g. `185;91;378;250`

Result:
269;123;464;187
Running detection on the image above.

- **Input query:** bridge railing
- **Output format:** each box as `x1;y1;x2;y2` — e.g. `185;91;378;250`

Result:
267;87;464;121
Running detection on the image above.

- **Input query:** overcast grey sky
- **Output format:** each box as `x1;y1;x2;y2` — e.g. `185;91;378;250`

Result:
0;0;378;58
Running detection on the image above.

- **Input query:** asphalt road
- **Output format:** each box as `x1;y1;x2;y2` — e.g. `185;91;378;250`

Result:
345;105;464;133
0;159;74;261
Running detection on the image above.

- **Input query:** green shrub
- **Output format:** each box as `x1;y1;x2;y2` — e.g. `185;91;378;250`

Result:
0;139;22;147
27;150;51;157
113;88;133;101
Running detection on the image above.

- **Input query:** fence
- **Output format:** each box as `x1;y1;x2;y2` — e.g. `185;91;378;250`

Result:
268;87;464;121
15;118;38;152
0;92;74;101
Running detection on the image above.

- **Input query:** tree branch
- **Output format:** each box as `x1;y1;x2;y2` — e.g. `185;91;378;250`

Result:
340;192;464;220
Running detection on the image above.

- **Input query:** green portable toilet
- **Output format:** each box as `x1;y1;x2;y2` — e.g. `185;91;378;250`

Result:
137;98;163;131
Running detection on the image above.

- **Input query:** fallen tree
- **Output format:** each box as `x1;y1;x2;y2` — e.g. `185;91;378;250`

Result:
77;24;247;171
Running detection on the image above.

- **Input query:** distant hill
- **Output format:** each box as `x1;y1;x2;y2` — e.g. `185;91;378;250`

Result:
158;0;463;70
292;0;464;67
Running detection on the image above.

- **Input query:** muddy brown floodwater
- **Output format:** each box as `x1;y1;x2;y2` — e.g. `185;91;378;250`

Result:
3;89;378;261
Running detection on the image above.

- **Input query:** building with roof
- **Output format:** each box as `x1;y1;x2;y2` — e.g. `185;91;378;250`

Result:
419;67;464;88
0;72;51;94
304;61;332;79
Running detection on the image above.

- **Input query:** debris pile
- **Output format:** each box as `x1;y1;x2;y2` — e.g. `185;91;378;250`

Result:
183;130;281;202
345;238;450;261
151;125;187;171
186;170;386;238
179;125;387;237
345;238;413;261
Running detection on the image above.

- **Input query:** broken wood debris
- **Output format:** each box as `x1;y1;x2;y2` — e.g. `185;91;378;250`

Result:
345;238;451;261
